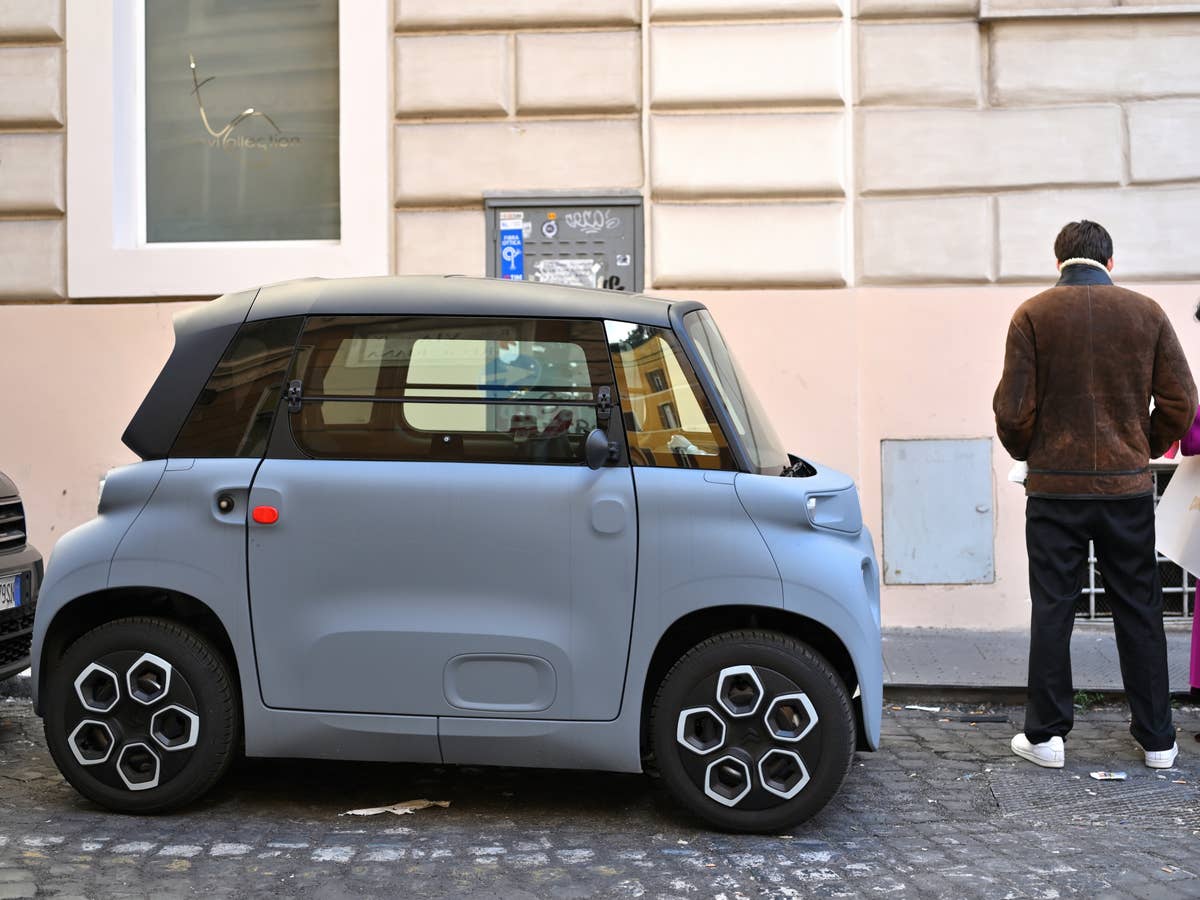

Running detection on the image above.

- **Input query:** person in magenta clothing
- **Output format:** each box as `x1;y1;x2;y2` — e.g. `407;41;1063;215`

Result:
1182;306;1200;722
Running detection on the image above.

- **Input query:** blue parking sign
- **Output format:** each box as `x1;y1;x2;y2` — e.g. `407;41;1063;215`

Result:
500;225;524;281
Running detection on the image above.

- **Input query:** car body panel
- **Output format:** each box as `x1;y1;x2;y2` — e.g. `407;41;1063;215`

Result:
629;467;783;626
735;470;883;750
106;458;258;653
246;458;637;720
28;460;167;703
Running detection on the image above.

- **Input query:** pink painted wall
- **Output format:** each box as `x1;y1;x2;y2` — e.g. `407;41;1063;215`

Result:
0;303;199;553
4;282;1198;628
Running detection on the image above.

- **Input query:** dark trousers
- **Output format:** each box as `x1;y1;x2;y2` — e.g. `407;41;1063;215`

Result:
1024;496;1175;751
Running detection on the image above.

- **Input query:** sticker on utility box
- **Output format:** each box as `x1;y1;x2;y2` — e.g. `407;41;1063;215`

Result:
533;258;602;289
499;217;525;281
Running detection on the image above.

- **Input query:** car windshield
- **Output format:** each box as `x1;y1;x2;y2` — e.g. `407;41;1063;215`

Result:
683;310;790;475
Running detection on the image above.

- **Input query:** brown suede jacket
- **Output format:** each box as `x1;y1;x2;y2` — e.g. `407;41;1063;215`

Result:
993;265;1198;498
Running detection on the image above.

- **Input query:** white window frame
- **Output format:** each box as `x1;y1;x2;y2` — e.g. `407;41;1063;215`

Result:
67;0;390;298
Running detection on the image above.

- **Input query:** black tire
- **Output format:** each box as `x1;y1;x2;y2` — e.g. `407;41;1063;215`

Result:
44;616;239;813
650;629;855;833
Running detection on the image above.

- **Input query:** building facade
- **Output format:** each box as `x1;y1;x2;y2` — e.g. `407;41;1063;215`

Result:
2;0;1199;628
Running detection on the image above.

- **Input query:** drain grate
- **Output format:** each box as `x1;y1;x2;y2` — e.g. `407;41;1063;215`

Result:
989;771;1200;829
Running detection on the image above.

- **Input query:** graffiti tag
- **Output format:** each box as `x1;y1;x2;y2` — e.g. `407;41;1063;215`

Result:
563;209;621;235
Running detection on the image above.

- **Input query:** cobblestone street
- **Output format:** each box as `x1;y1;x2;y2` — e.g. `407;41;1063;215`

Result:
1;691;1198;899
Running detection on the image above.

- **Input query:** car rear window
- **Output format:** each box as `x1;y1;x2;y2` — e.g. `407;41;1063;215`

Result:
289;315;614;464
170;316;303;458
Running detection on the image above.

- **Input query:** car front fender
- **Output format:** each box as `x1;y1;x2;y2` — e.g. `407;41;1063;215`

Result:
31;460;167;709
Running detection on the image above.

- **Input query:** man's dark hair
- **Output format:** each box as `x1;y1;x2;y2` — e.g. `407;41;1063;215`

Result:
1054;220;1113;265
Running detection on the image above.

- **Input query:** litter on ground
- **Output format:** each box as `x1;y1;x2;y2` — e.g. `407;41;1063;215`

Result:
340;799;451;817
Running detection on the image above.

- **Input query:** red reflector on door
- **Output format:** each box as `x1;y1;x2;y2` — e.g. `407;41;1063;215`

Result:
252;505;280;525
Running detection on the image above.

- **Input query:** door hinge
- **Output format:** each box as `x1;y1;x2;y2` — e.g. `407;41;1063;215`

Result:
597;385;613;425
286;379;303;414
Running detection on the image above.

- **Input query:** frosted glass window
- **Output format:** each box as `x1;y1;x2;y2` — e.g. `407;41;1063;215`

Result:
144;0;340;243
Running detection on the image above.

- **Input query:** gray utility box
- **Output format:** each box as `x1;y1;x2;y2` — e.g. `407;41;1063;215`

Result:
485;194;644;293
881;438;995;586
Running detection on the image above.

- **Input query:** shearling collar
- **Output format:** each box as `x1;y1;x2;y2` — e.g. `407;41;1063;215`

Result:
1056;264;1113;287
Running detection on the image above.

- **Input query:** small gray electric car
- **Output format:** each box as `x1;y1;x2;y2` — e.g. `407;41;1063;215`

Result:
32;277;880;832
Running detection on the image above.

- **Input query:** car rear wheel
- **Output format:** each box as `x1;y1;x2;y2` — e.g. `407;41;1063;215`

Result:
650;629;855;833
44;616;238;813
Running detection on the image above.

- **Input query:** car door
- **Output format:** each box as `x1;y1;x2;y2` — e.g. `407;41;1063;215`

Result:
246;314;638;720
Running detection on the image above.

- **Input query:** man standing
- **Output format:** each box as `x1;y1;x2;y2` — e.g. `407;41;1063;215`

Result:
994;220;1197;769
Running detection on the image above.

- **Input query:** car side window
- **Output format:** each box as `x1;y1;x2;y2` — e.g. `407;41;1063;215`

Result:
606;321;736;470
289;315;613;464
171;316;304;458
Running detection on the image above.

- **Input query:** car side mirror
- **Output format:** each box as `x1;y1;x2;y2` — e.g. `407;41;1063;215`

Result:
585;428;616;470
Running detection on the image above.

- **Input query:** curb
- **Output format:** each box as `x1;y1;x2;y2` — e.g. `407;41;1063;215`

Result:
885;683;1200;705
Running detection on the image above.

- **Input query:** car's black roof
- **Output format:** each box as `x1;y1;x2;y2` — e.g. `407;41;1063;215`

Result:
247;276;690;327
123;276;706;460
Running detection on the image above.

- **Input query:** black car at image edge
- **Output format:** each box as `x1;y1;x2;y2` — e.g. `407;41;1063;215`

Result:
0;471;42;682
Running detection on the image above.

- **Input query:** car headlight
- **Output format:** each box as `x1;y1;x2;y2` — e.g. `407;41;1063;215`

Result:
804;489;863;534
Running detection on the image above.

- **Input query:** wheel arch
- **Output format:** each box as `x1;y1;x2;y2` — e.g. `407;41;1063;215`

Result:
639;605;864;759
37;587;241;718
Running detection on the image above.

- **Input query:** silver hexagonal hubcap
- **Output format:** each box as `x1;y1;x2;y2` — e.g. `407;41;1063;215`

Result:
716;665;765;718
68;719;115;766
676;706;727;756
126;653;172;706
704;754;753;807
151;704;200;752
64;650;202;794
674;662;824;812
763;692;818;743
758;748;811;799
116;741;161;791
74;663;120;714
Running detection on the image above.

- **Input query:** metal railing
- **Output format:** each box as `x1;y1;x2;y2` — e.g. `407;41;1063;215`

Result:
1076;466;1194;620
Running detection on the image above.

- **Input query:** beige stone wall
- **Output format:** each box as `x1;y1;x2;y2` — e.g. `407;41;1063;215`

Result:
0;0;63;300
647;5;848;288
392;0;1200;288
391;0;851;287
856;0;1200;284
393;1;644;276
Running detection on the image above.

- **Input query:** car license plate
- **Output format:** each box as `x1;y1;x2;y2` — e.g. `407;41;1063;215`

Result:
0;574;19;611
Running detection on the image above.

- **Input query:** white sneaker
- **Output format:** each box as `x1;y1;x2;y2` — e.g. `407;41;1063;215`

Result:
1144;743;1179;769
1011;733;1065;768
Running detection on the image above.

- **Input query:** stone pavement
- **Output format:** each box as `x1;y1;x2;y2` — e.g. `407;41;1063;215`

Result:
883;623;1197;693
2;690;1199;899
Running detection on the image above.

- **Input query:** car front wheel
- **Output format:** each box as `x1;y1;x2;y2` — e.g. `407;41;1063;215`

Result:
650;629;856;833
44;616;239;813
